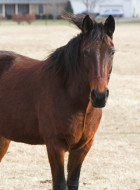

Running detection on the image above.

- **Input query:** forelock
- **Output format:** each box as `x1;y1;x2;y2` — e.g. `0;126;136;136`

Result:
89;23;105;42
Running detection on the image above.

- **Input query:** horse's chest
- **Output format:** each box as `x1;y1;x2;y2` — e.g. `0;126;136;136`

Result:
69;114;84;139
65;108;102;148
62;113;85;147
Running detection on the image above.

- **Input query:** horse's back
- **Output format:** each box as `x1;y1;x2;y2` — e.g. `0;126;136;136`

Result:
0;51;40;75
0;51;15;77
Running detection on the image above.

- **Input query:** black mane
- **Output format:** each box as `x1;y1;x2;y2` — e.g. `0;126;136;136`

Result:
43;14;105;79
45;34;82;78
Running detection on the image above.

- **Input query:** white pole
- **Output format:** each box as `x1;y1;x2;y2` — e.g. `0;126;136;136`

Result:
29;4;31;14
2;4;5;17
15;4;18;15
52;0;56;20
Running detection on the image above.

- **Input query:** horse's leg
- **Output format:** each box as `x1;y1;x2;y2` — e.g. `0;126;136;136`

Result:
67;139;93;190
0;136;10;162
47;141;67;190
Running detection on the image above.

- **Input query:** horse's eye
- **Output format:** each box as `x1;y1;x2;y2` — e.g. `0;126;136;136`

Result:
111;50;115;56
83;48;89;56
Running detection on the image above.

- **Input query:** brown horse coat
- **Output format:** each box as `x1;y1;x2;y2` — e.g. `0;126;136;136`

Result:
0;13;115;190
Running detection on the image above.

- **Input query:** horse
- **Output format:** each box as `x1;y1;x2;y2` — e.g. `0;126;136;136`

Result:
0;13;115;190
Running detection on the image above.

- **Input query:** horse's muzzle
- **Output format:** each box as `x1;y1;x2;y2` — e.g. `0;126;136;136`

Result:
91;88;109;108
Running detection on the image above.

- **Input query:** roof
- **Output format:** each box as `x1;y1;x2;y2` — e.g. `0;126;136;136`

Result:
0;0;68;4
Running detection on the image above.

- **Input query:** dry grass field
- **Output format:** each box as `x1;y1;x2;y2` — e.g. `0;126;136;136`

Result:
0;22;140;190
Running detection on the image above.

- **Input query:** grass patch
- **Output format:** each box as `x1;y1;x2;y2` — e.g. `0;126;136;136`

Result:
0;18;140;26
0;19;72;26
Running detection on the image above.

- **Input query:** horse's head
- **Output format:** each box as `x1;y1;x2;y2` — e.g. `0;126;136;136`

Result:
80;15;115;108
48;13;115;108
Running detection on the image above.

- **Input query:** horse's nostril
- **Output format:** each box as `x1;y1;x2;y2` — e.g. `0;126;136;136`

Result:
91;89;98;100
105;89;109;97
91;89;95;99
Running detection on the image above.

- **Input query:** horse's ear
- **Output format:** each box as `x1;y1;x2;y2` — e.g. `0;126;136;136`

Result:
82;15;93;34
104;15;115;38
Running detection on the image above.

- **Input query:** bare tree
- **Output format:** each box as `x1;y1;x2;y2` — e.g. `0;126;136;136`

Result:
82;0;102;15
82;0;89;13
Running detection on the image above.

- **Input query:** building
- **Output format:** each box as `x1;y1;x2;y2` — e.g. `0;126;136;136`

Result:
0;0;68;18
96;0;140;18
132;0;140;17
71;0;140;17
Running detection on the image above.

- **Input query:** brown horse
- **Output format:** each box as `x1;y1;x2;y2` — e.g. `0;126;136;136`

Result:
0;14;115;190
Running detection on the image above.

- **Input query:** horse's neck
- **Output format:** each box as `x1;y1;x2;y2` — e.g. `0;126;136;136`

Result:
67;71;90;111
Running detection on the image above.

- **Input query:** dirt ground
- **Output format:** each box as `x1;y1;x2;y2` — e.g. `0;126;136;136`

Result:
0;23;140;190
